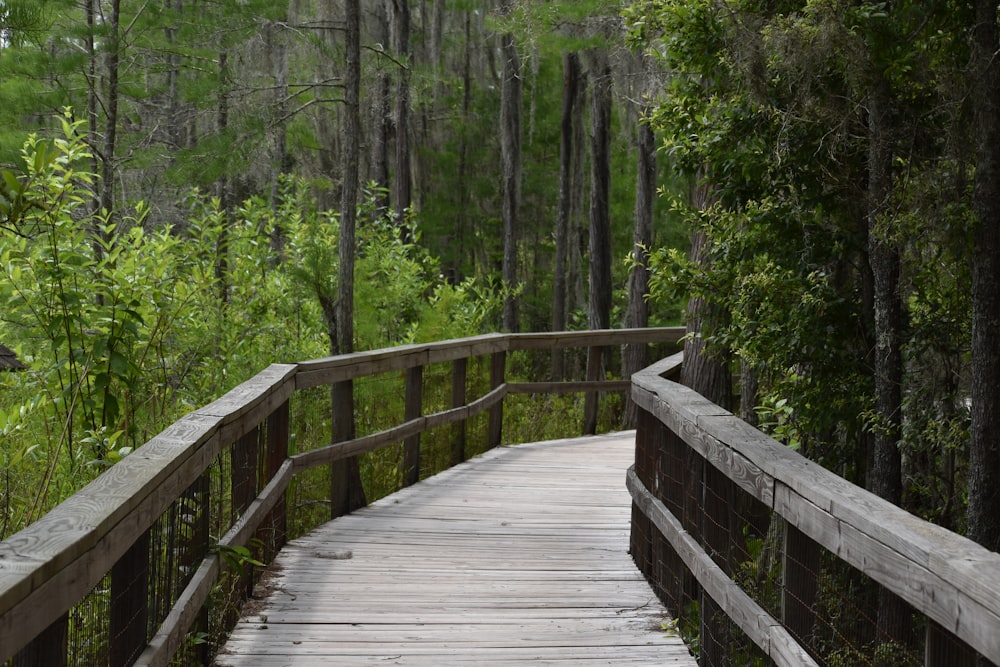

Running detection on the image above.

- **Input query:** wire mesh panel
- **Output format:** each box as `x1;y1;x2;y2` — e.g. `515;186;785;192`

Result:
630;369;999;667
2;330;689;667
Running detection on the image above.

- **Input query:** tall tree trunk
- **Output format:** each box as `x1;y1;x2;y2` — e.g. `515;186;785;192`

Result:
583;53;611;434
968;0;1000;555
215;51;230;304
552;51;579;378
393;0;412;229
500;27;522;332
569;73;588;326
866;67;910;661
98;0;121;220
268;21;289;254
330;0;367;518
623;111;656;426
86;0;99;201
370;0;392;215
682;224;732;409
451;7;473;283
588;54;612;332
372;73;392;215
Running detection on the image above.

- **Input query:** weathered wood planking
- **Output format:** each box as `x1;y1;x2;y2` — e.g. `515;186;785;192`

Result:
0;363;298;659
627;467;817;667
214;433;695;666
293;328;685;390
632;358;1000;664
0;330;682;665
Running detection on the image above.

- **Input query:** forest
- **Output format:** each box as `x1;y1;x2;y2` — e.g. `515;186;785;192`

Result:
0;0;684;540
0;0;999;594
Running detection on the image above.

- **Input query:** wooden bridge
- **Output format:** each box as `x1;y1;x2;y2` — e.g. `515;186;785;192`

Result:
215;432;691;665
2;328;1000;666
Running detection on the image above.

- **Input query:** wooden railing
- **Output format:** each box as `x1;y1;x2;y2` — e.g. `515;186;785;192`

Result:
628;353;1000;666
0;328;683;667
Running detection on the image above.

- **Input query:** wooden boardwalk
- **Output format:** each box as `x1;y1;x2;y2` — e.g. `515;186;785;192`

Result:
214;432;695;666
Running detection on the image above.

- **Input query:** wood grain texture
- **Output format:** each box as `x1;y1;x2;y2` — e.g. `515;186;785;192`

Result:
292;329;683;390
215;433;695;666
633;362;1000;664
626;467;817;667
0;366;296;660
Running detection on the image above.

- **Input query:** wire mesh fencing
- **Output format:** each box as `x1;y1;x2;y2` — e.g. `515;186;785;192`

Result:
630;383;996;667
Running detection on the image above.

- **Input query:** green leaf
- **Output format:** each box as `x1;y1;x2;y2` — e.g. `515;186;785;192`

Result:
109;351;128;375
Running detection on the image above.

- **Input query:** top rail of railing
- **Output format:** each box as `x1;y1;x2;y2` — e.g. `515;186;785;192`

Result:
0;327;684;667
628;353;1000;666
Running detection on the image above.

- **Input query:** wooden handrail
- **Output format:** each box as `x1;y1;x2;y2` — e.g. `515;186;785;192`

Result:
629;352;1000;666
0;327;684;666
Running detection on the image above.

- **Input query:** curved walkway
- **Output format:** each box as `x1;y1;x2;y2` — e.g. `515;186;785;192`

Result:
214;432;695;666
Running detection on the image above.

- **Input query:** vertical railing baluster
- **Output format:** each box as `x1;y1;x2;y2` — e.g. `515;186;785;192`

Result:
450;357;467;466
232;428;259;601
11;614;68;667
925;620;977;666
191;472;211;666
110;529;151;667
403;365;423;486
782;521;820;657
488;351;505;449
583;345;602;434
259;400;289;559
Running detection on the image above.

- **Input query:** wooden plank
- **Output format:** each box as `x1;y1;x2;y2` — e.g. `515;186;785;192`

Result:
294;335;509;390
216;433;695;666
0;413;225;660
507;380;631;394
508;327;685;351
635;370;1000;664
626;466;817;667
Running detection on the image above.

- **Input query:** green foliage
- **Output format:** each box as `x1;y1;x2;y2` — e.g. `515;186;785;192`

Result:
0;118;509;537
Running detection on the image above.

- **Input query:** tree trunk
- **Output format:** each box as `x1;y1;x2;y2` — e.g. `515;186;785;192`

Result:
330;0;366;518
85;0;99;203
392;0;412;230
370;0;392;215
968;0;1000;555
866;67;910;662
268;21;289;254
500;28;522;332
588;54;612;333
215;51;231;304
98;0;121;219
623;109;656;426
682;186;732;410
583;53;611;434
552;51;579;379
569;73;588;326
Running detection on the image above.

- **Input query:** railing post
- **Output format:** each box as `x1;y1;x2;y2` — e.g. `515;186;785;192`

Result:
925;620;977;666
259;400;289;560
488;351;505;449
782;521;820;656
190;472;211;666
450;357;467;466
583;345;603;434
11;614;67;667
330;379;367;518
403;364;423;486
110;529;151;667
232;427;259;601
701;464;734;666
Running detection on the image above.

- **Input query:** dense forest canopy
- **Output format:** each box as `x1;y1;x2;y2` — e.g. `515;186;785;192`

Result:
2;0;999;571
0;0;683;537
624;0;1000;560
